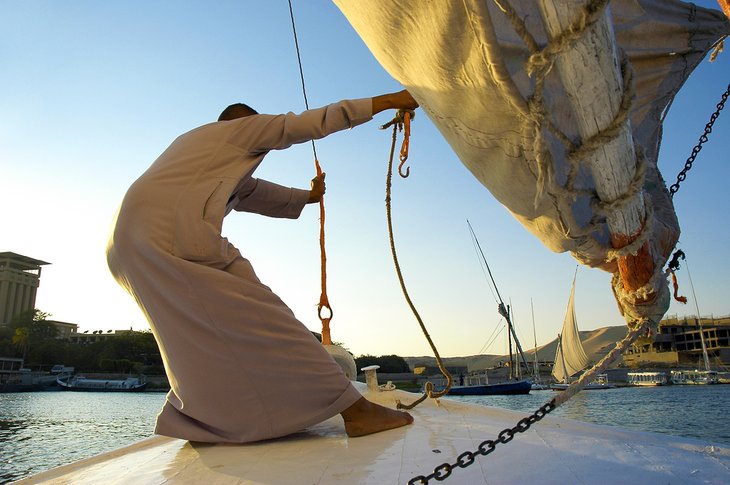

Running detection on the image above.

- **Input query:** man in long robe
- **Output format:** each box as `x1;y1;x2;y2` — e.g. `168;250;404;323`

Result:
107;90;417;443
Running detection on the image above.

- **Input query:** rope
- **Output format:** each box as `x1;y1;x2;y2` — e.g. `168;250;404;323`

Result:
410;2;686;480
553;321;650;406
287;0;332;344
380;110;453;409
399;110;412;177
496;0;670;324
669;270;688;304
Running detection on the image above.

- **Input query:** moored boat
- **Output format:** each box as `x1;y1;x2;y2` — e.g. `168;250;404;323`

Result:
1;357;62;392
442;221;534;397
628;371;668;386
670;369;719;385
56;375;148;392
552;373;616;391
550;272;615;391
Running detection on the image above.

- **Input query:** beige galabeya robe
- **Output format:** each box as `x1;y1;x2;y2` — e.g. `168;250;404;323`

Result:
107;99;372;442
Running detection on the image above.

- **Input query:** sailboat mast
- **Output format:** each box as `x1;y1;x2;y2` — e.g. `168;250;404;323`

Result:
531;299;540;383
506;305;531;378
467;220;531;380
685;258;711;371
558;333;569;385
508;298;516;379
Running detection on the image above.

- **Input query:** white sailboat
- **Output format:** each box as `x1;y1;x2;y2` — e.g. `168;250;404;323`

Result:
551;271;615;390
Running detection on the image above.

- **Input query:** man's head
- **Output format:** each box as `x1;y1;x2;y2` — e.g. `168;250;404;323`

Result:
218;103;258;121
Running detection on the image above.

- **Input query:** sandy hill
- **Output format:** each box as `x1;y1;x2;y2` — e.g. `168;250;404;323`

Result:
404;325;628;371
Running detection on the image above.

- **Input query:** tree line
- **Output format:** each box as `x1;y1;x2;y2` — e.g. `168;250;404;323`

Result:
0;309;163;374
1;309;412;376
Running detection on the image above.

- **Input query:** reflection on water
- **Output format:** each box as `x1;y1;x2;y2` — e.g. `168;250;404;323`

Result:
446;384;730;446
0;391;166;483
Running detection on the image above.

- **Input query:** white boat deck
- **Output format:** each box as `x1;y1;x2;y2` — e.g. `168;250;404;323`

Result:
18;383;730;484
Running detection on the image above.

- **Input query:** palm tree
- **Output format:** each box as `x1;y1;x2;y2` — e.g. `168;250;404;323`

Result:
12;327;30;361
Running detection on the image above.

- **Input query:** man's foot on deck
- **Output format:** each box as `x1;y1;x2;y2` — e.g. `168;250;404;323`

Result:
341;397;414;437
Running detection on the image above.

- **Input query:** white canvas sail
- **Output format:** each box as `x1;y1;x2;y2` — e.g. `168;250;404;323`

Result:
334;0;730;327
552;275;589;383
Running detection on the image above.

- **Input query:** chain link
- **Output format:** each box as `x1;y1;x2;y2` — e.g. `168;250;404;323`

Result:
669;84;730;197
408;399;557;484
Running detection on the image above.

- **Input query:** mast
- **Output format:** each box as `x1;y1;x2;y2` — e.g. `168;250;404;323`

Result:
505;305;515;380
531;299;540;383
509;298;517;379
685;259;711;371
557;333;569;385
468;220;529;380
538;0;657;301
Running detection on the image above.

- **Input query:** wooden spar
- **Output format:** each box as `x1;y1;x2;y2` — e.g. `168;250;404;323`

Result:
537;0;654;294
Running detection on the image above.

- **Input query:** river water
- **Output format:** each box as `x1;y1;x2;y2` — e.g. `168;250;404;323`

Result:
1;385;729;483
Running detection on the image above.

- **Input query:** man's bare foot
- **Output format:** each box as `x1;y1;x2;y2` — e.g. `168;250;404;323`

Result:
340;397;414;437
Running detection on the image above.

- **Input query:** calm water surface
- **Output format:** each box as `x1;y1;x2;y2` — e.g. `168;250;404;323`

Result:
1;391;165;483
447;384;730;445
2;386;729;483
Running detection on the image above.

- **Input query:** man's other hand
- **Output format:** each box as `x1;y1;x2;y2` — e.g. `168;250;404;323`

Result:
308;172;326;203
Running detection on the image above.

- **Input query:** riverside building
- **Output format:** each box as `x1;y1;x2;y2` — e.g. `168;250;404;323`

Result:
0;252;49;326
624;315;730;366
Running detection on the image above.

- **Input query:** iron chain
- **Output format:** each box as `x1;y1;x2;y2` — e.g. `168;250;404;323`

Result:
408;399;557;484
669;84;730;197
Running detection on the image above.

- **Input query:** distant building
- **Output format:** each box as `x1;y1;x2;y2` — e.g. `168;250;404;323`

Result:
0;252;49;325
68;328;135;344
624;315;730;366
48;320;79;339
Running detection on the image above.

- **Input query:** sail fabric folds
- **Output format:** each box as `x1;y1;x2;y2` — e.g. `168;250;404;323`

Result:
334;0;730;324
552;278;589;383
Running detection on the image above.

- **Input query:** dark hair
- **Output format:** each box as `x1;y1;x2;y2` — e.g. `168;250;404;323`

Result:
218;103;258;121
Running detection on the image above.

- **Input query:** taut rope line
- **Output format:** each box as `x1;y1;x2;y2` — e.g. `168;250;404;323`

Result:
287;0;333;344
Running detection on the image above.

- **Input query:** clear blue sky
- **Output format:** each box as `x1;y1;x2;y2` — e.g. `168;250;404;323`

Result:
2;1;728;358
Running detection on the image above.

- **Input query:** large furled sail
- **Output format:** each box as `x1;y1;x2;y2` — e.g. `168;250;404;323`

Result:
335;0;730;326
552;277;589;383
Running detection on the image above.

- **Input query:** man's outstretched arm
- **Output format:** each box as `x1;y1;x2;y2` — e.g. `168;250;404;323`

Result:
371;89;419;115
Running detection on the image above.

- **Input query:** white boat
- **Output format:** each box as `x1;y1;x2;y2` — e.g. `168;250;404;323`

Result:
447;221;532;396
552;373;616;391
16;375;730;485
627;371;668;386
56;375;148;392
670;369;719;385
0;357;61;392
15;0;730;482
550;272;616;391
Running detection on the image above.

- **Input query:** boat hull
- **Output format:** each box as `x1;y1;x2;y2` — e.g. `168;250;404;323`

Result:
446;379;532;396
551;382;616;391
56;376;148;392
57;383;148;392
18;381;730;484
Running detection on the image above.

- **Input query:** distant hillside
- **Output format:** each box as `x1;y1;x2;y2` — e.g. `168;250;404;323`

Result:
404;325;628;371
